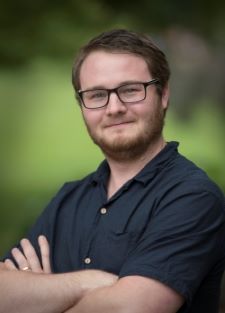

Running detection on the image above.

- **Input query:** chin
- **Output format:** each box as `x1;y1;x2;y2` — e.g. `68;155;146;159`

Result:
95;135;148;161
100;133;138;150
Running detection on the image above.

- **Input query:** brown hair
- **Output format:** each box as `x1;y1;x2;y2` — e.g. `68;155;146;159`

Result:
72;29;170;96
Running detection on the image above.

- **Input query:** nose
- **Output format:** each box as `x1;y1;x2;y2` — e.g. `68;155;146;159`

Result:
105;91;127;115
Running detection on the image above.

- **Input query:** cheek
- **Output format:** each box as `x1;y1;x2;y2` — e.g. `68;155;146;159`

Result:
140;98;162;117
82;110;102;129
132;105;154;121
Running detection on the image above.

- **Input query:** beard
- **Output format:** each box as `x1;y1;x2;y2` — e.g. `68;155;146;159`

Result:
84;105;166;162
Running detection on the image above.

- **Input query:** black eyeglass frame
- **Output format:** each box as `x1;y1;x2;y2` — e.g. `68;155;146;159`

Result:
77;78;160;109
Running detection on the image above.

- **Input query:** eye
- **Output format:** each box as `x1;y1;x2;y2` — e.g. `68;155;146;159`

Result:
86;90;107;101
120;84;143;94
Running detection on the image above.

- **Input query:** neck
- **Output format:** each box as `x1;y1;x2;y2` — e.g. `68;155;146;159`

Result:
106;137;166;199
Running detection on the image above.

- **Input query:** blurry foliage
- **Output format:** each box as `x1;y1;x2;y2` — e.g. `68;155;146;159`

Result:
1;0;225;117
1;0;225;66
0;0;224;268
0;0;112;66
0;60;224;257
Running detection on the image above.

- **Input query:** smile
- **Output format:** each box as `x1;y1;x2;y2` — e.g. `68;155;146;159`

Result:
105;121;134;128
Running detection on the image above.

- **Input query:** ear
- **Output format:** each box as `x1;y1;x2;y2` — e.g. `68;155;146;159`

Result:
161;84;170;110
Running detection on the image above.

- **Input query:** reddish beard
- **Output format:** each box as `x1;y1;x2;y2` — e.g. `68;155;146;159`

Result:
84;105;166;162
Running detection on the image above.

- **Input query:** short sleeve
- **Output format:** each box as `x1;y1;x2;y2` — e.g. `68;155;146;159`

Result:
1;182;74;264
119;181;225;305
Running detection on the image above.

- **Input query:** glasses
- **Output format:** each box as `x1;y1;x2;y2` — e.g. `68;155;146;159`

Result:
78;78;159;109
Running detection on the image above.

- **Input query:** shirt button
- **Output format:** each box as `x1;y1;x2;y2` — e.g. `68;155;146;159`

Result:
84;257;91;264
100;207;107;214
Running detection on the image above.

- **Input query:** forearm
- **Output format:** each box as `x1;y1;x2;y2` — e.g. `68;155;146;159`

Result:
1;237;117;313
0;267;118;313
0;270;79;313
64;285;126;313
64;276;184;313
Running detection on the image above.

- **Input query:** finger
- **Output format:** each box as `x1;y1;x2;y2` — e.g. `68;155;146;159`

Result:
11;247;29;270
38;235;51;273
20;238;43;273
0;261;7;270
4;259;18;271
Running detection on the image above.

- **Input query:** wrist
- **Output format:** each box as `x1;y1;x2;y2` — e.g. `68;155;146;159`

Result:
73;270;118;295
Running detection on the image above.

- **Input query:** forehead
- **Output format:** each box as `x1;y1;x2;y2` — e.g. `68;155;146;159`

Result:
79;50;151;89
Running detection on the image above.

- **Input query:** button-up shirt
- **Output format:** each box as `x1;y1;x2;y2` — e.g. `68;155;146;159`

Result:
4;142;225;312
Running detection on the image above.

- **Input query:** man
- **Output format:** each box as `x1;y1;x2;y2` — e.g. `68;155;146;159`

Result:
1;29;225;313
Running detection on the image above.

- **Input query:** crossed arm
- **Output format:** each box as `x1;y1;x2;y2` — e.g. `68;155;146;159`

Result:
1;236;184;313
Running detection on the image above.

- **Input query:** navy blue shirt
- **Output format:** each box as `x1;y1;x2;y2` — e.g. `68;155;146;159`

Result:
4;142;225;312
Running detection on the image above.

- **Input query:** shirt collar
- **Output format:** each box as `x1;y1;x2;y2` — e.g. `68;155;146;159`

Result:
134;141;179;185
91;141;179;186
92;159;110;185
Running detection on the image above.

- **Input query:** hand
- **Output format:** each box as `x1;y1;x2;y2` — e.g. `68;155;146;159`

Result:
4;235;51;273
0;261;8;271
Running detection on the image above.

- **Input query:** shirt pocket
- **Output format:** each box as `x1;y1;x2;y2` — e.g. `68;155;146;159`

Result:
94;224;140;274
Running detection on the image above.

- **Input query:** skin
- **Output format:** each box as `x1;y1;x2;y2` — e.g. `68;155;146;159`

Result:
79;51;168;160
4;235;51;273
1;51;184;313
1;241;118;313
79;50;170;197
3;236;183;313
64;51;183;312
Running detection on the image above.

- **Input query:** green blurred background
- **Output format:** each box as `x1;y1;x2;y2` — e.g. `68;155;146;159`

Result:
0;0;225;299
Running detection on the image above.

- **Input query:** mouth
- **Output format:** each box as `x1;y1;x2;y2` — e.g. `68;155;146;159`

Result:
104;121;134;128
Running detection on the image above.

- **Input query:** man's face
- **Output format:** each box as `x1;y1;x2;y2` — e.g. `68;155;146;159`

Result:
79;50;169;161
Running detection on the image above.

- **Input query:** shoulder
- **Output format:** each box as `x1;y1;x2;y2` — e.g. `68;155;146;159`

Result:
153;152;225;226
36;170;97;221
23;171;98;239
54;171;97;200
161;150;224;201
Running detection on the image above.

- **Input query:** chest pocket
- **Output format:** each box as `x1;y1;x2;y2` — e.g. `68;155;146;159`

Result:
93;227;136;273
90;210;145;274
